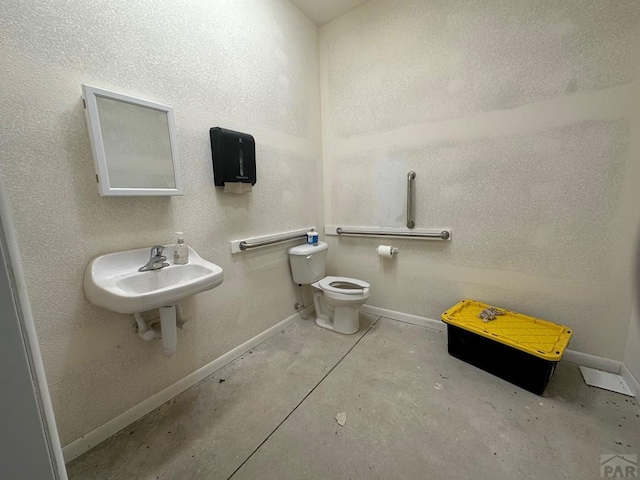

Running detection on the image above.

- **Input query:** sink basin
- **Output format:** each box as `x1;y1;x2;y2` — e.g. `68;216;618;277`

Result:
84;245;224;314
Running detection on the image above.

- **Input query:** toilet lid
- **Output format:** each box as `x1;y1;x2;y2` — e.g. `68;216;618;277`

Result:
318;276;370;295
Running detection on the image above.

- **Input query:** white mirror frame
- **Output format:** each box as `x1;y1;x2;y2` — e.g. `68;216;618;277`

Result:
81;84;183;196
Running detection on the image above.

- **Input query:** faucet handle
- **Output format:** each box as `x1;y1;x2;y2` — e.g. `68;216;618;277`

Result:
151;245;164;257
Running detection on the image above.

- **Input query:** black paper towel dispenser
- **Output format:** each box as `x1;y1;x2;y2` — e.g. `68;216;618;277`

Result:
210;127;256;186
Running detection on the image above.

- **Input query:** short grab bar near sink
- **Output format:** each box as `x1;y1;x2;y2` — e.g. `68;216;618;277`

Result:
239;233;307;251
230;227;315;254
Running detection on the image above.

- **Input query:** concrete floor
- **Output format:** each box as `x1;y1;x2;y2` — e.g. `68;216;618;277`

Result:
67;315;640;480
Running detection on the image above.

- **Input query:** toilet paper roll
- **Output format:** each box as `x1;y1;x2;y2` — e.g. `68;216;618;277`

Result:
223;182;252;194
376;245;397;258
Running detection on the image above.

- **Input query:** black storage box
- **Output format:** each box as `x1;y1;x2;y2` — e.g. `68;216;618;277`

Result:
442;300;573;395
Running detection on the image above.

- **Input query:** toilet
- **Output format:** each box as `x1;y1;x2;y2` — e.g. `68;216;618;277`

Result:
288;241;370;334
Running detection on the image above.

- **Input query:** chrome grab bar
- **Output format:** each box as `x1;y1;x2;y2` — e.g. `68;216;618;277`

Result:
407;171;416;229
239;233;307;251
336;227;450;240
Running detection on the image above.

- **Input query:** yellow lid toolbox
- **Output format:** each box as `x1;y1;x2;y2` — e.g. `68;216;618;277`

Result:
441;299;573;395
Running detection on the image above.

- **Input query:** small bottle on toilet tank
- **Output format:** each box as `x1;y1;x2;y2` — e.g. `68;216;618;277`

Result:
307;229;318;246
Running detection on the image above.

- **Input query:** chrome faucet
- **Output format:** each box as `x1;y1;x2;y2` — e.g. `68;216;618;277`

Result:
139;245;169;272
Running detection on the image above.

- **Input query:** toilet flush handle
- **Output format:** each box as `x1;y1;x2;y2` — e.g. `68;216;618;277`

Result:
306;255;313;260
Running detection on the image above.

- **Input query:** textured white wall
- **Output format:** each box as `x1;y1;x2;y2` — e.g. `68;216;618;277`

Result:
0;0;321;445
320;0;640;359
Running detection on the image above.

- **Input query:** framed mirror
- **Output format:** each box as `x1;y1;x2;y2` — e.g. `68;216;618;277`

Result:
81;84;183;196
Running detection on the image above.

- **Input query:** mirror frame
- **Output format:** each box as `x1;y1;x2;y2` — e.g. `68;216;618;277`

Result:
81;84;183;196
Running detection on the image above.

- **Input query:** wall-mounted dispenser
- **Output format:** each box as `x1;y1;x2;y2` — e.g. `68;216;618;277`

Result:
210;127;256;193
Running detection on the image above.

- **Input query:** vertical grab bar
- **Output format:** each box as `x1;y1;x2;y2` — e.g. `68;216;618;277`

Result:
406;171;416;229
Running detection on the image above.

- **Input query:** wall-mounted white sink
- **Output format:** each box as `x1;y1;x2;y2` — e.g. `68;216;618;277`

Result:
84;245;223;314
84;245;223;357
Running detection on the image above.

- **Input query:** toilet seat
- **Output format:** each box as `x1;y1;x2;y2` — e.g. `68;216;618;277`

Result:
317;276;370;295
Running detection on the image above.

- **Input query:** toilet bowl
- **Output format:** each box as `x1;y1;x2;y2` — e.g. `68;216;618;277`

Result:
311;276;370;334
288;241;370;335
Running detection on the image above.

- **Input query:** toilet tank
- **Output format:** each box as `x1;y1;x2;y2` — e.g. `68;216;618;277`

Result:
288;241;328;285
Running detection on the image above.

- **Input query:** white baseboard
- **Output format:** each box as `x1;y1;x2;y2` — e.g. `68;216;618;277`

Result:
361;305;446;332
62;306;313;463
621;364;640;399
562;350;622;374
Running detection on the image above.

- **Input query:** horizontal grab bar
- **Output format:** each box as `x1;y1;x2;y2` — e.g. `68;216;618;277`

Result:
336;227;450;240
239;233;307;251
231;227;314;254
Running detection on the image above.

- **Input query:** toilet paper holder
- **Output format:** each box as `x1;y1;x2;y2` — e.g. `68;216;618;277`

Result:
376;245;399;258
